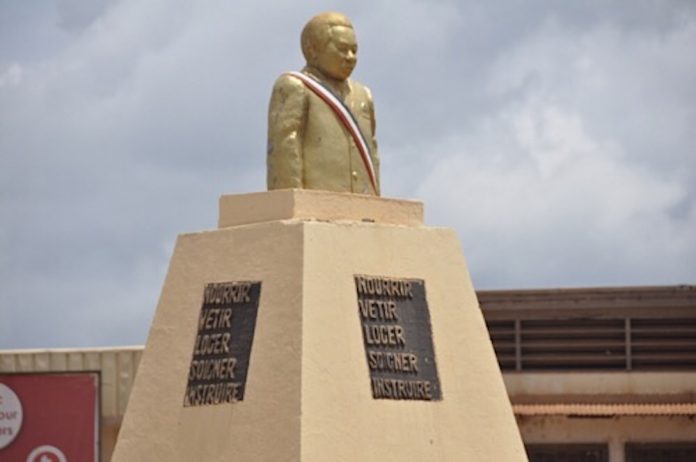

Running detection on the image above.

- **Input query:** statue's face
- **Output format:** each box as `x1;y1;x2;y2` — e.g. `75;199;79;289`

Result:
315;25;357;81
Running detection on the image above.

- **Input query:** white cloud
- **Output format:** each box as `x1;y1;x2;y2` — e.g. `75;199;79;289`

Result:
0;63;22;87
416;15;696;287
485;16;696;176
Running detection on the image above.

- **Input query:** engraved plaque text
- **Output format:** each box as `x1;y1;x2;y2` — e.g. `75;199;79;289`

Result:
355;275;441;401
183;281;261;407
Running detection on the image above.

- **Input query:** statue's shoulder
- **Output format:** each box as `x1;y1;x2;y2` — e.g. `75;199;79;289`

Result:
349;79;374;106
350;79;373;101
272;72;308;93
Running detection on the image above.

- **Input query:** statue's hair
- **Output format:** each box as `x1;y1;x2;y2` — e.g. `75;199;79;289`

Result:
301;12;353;63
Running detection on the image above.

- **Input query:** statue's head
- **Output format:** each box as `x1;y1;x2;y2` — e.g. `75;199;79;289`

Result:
301;12;357;81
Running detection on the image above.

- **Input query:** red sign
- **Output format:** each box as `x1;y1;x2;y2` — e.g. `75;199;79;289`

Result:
0;373;99;462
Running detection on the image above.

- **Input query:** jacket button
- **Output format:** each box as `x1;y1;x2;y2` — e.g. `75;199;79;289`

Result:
352;171;358;180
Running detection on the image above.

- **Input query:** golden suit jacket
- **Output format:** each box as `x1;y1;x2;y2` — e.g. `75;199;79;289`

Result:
267;69;380;195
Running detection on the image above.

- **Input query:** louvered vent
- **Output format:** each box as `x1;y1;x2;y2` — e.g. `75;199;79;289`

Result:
487;320;516;370
631;318;696;370
486;317;696;371
521;319;626;370
480;286;696;372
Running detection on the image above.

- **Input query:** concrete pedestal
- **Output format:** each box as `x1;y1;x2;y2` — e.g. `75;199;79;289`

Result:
112;189;527;461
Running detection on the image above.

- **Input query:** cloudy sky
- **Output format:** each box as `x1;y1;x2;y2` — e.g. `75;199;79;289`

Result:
1;0;694;349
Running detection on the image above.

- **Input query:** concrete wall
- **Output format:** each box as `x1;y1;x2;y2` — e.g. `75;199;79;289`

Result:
505;372;696;462
518;415;696;462
504;372;696;396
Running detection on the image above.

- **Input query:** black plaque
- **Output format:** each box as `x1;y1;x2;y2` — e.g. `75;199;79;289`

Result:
183;281;261;407
354;275;442;401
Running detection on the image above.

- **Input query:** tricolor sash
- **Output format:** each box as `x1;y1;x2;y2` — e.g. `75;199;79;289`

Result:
287;71;378;194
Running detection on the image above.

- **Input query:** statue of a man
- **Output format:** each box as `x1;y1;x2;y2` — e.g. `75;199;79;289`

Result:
267;12;380;196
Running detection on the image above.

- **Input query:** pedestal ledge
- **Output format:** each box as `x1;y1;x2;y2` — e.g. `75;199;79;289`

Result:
218;189;423;228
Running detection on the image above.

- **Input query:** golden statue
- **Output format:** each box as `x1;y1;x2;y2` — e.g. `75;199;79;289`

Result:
267;12;380;196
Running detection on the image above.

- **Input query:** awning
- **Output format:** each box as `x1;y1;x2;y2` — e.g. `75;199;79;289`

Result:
513;403;696;416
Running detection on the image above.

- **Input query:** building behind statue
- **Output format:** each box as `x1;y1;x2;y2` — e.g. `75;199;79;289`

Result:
1;284;694;462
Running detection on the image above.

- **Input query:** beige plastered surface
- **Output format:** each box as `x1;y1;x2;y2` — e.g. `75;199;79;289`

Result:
112;190;527;462
218;189;424;228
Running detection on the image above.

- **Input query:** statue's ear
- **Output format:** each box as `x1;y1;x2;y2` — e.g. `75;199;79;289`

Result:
305;41;319;64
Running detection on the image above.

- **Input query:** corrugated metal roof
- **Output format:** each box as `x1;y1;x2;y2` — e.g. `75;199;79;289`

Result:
0;346;143;420
513;403;696;416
